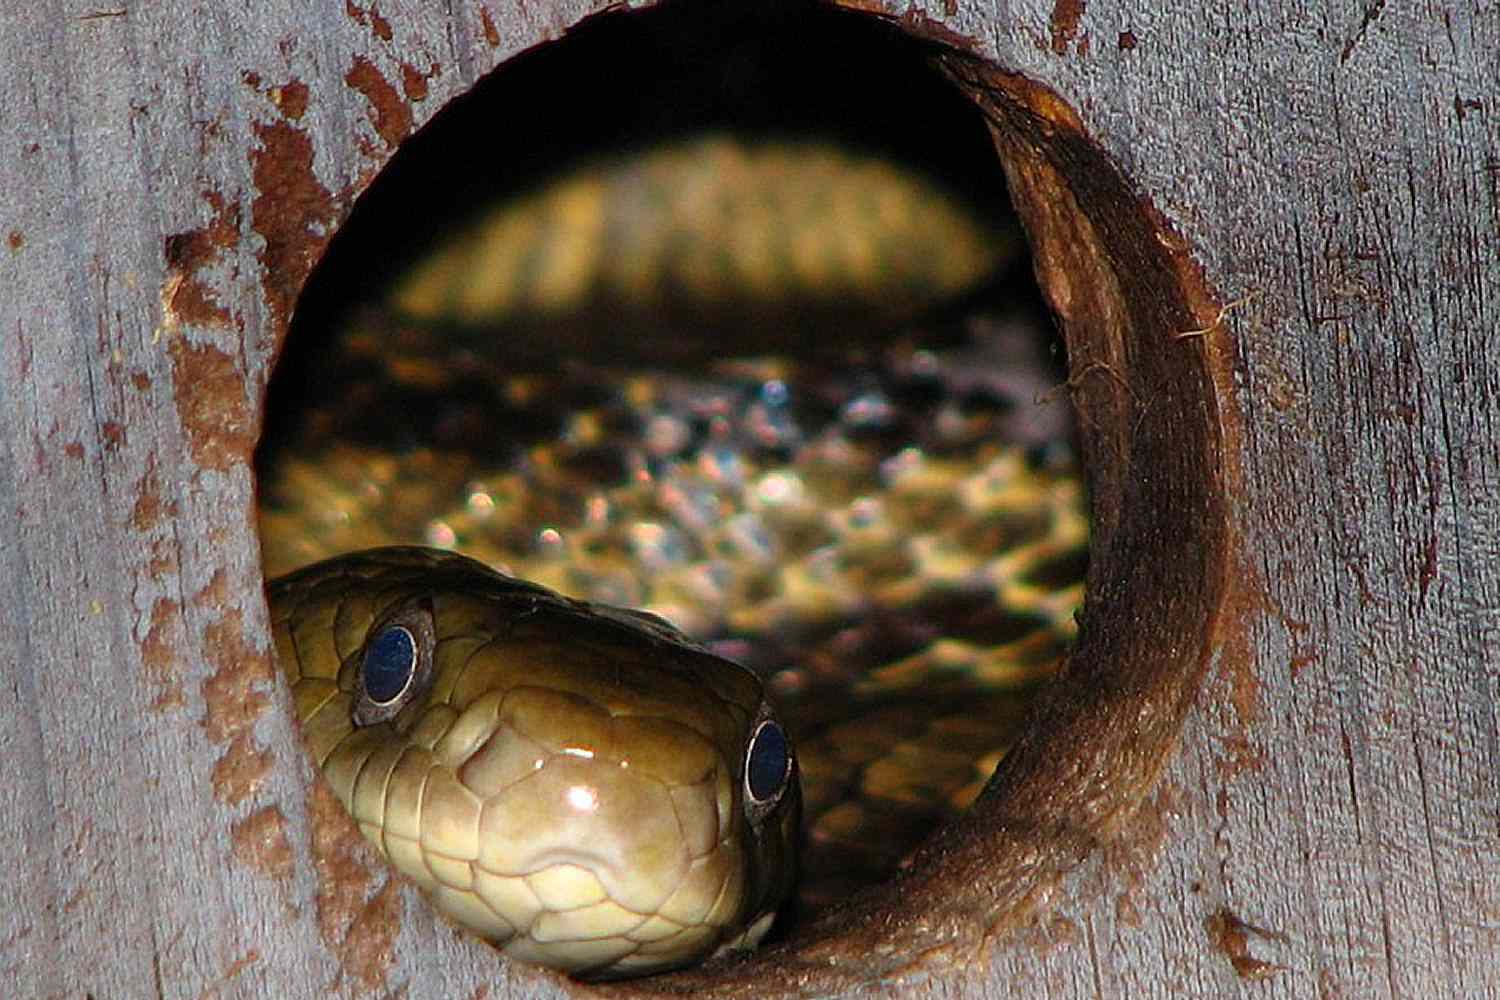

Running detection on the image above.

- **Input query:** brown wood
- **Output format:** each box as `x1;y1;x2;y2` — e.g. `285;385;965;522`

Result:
3;2;1494;998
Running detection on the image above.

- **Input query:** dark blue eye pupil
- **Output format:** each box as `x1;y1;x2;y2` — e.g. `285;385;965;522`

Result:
363;625;416;705
747;721;789;803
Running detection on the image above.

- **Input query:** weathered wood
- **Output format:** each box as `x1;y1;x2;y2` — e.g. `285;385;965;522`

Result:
3;2;1494;999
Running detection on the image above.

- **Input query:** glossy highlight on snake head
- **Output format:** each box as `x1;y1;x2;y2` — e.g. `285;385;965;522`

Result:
268;546;800;979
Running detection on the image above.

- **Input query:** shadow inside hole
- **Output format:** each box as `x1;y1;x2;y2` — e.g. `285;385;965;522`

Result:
258;0;1090;963
280;0;1034;379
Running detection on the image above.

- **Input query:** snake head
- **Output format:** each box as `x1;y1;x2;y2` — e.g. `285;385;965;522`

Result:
269;545;801;979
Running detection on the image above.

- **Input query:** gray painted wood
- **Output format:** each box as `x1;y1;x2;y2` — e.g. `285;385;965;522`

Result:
2;1;1494;998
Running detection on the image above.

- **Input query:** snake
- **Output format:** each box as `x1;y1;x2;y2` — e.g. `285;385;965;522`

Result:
269;545;799;978
260;133;1086;979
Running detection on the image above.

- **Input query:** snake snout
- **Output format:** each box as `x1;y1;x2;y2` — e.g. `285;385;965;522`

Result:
426;686;749;973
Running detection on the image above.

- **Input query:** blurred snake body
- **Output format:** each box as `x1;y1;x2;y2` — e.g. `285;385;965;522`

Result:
262;134;1084;979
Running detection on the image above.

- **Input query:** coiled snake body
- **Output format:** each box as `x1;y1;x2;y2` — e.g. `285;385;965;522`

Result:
261;135;1085;979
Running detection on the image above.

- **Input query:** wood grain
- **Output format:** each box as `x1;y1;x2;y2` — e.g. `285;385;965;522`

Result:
2;1;1494;997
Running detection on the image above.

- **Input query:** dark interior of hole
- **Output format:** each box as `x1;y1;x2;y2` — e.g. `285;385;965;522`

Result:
260;0;1084;955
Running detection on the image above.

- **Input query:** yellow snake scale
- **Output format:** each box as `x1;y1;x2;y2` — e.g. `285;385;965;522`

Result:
259;134;1087;979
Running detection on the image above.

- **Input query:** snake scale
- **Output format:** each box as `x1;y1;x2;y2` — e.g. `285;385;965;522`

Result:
259;134;1086;979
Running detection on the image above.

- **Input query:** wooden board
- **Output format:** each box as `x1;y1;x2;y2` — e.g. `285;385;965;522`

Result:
2;2;1494;997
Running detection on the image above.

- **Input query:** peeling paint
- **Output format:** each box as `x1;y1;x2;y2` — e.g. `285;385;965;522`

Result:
249;119;339;335
1205;908;1289;980
145;539;177;582
479;6;501;47
212;733;274;805
1288;652;1317;678
161;190;242;333
345;0;393;42
216;951;264;991
399;60;439;102
231;806;295;881
168;338;255;472
101;421;126;451
199;596;283;866
267;80;310;120
346;55;413;150
195;567;232;609
1049;0;1086;55
339;881;404;992
1214;733;1266;781
140;596;185;711
200;608;274;745
309;781;377;946
130;453;176;531
308;781;400;990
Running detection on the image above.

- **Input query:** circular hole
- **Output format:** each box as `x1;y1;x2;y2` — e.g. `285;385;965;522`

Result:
255;0;1228;993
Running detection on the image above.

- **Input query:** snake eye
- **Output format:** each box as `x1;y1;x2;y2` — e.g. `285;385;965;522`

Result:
362;625;417;705
745;719;792;808
352;599;435;727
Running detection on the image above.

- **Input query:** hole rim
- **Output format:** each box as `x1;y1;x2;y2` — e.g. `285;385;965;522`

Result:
245;7;1237;996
